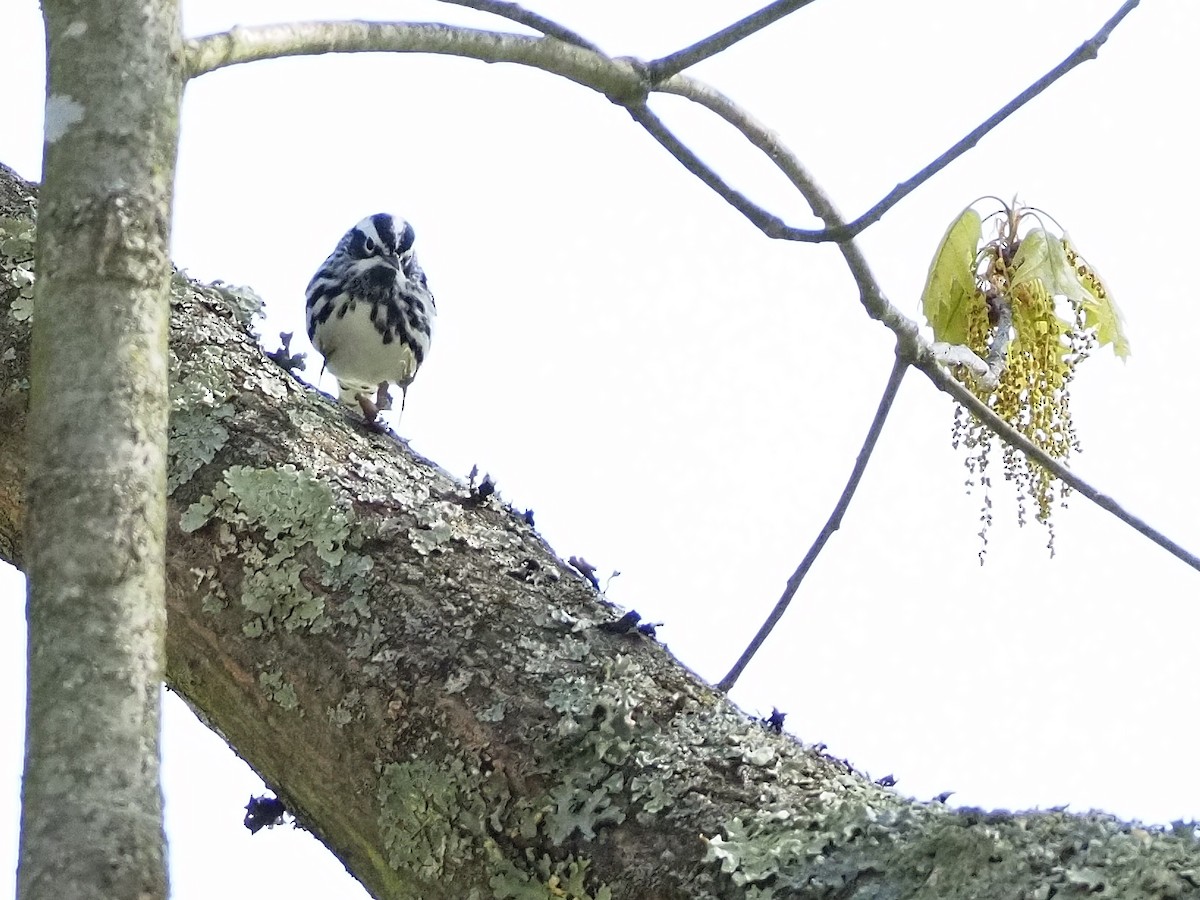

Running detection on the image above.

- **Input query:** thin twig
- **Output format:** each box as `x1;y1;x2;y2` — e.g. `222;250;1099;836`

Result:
717;354;909;692
624;103;808;237
654;75;919;346
646;0;821;82
984;302;1013;376
837;0;1140;239
433;0;601;51
657;75;839;228
917;357;1200;572
655;0;1140;242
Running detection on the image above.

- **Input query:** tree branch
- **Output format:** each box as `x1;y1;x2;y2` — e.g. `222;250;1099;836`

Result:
837;0;1141;239
654;0;1139;240
184;22;647;103
646;0;821;82
433;0;602;52
187;2;1140;245
916;355;1200;573
718;353;908;692
19;2;181;898
624;102;810;236
655;75;839;229
6;164;1200;900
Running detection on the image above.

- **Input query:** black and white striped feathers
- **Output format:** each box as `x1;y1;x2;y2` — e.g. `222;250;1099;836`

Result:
305;213;436;421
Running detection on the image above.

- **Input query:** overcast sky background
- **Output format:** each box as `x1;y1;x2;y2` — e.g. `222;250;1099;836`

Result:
2;1;1198;896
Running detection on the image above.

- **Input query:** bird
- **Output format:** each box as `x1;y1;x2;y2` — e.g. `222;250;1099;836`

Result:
305;213;436;425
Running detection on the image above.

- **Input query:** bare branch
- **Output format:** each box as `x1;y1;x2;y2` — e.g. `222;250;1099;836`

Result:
188;2;1139;244
656;76;921;347
656;75;837;232
433;0;601;52
646;0;821;82
838;0;1141;239
657;0;1139;241
184;22;648;103
623;102;809;237
717;354;908;692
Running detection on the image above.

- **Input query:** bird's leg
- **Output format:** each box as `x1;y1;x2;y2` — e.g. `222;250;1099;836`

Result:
354;390;381;425
352;383;394;430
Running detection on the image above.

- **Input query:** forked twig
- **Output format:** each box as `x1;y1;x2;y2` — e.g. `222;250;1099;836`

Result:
718;355;908;692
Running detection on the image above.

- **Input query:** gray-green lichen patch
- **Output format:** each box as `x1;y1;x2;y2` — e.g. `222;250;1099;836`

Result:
374;741;616;899
700;788;1200;897
259;670;300;712
377;757;488;882
407;501;526;562
530;655;654;846
174;276;265;332
545;773;626;845
0;215;36;324
329;689;360;727
478;700;507;723
705;812;852;892
165;277;303;497
489;853;612;900
180;464;372;635
168;345;238;493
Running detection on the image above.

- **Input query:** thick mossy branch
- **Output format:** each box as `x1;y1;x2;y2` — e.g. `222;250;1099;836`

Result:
4;166;1200;900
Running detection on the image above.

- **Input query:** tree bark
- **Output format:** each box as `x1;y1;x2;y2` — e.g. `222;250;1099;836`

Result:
14;0;183;896
3;165;1198;899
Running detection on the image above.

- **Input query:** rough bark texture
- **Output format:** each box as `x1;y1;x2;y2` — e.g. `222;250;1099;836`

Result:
3;164;1199;899
16;0;182;897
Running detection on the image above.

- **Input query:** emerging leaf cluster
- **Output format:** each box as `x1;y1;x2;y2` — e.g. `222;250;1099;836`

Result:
921;200;1129;557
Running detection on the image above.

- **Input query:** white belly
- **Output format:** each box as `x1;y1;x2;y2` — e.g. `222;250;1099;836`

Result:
316;297;421;393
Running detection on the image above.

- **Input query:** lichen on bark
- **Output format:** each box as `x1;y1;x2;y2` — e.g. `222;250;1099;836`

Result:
3;164;1200;899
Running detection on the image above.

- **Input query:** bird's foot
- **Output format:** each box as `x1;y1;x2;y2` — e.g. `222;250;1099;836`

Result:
354;390;387;432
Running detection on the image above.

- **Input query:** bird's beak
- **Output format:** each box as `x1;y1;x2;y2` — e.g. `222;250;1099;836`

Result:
383;251;401;270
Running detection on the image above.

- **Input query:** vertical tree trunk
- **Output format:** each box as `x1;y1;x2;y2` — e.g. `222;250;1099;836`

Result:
18;2;183;899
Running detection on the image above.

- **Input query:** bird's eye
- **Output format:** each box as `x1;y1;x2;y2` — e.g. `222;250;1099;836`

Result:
363;237;376;254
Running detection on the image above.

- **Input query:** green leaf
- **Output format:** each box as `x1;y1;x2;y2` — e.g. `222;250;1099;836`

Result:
1010;229;1090;305
1012;230;1130;360
922;207;982;345
1068;238;1131;360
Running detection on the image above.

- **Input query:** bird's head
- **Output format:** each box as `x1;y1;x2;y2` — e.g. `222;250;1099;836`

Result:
341;213;424;286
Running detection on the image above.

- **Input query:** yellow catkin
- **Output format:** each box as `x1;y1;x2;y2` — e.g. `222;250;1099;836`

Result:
951;237;1093;557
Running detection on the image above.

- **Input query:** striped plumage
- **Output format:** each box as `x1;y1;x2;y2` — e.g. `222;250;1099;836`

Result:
305;213;436;423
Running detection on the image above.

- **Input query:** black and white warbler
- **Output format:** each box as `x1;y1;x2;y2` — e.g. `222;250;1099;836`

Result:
305;213;436;424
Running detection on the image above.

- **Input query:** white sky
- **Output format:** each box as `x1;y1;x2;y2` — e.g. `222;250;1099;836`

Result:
3;1;1199;897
